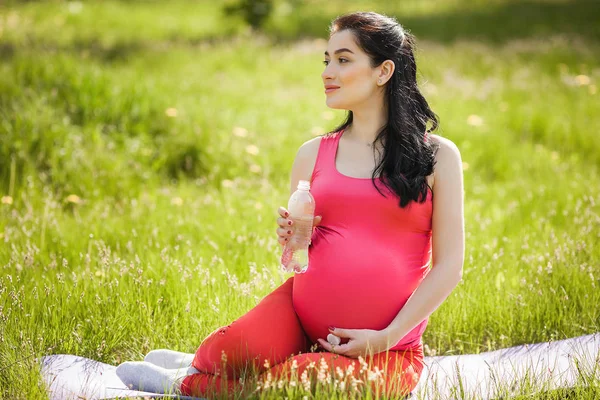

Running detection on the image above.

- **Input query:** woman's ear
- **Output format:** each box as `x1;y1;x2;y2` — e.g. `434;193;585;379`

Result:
378;60;395;84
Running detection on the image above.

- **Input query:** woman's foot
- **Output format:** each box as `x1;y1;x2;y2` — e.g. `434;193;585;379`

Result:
116;360;197;394
143;349;195;369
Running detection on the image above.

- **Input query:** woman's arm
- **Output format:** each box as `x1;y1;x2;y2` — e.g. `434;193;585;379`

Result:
382;136;465;346
288;137;322;196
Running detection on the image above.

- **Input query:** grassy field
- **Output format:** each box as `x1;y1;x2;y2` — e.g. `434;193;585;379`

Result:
1;0;599;398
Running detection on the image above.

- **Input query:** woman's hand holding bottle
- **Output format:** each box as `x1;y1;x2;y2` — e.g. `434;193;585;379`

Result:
276;206;322;249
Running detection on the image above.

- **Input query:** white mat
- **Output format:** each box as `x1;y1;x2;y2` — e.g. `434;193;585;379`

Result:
40;333;600;400
414;333;600;399
39;354;205;400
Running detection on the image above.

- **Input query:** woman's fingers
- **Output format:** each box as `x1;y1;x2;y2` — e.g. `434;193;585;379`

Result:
277;208;321;248
277;227;293;237
277;207;293;247
277;217;293;227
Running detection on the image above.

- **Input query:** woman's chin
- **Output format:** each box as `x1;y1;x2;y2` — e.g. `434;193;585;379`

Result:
324;100;347;110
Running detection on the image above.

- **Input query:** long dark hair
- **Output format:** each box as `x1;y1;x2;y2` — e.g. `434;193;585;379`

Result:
326;12;440;208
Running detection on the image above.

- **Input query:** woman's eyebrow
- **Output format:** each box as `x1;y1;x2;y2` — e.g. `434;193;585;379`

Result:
324;48;355;56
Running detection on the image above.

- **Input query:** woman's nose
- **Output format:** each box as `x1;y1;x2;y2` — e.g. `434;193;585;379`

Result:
321;65;335;81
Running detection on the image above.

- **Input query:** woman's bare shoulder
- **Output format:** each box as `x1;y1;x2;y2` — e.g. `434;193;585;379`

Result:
429;134;461;161
296;136;323;159
290;136;324;188
428;134;462;191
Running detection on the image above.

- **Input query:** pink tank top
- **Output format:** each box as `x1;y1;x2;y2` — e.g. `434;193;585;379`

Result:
292;128;433;351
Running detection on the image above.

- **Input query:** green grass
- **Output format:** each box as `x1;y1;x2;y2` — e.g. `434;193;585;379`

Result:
1;0;599;398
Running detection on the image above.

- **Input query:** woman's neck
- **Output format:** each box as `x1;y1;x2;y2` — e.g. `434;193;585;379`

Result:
347;104;387;145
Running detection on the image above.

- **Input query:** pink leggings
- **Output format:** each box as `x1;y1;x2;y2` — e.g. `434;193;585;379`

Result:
180;277;424;399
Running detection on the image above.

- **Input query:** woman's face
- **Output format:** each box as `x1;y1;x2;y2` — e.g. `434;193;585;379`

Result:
322;29;380;111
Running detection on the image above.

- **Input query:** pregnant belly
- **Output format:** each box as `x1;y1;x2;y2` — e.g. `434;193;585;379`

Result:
292;232;428;349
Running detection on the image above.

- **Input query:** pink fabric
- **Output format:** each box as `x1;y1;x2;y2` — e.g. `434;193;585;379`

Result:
181;277;423;398
293;128;433;351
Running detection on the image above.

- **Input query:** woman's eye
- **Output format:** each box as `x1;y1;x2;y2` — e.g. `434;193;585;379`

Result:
322;58;347;66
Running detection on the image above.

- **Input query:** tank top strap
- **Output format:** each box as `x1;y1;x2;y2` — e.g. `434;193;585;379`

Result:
310;129;343;184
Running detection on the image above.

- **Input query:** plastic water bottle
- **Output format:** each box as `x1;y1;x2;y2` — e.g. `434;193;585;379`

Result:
280;180;315;274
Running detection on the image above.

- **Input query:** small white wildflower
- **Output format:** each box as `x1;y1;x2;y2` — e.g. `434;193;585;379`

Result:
336;366;344;380
165;107;178;117
467;114;484;127
301;370;311;391
575;75;590;86
221;179;234;188
66;194;81;204
232;126;248;137
346;364;354;377
245;144;259;155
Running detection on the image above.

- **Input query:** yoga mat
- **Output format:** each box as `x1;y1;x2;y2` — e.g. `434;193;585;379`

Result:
413;333;600;399
39;354;205;400
40;333;599;400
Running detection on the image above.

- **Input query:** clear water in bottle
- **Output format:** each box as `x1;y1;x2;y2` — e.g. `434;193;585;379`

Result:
281;180;315;274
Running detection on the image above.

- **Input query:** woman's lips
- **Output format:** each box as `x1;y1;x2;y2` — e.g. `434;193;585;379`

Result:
325;87;339;94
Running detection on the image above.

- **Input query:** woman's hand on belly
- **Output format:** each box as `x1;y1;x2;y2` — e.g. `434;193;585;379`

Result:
316;327;394;359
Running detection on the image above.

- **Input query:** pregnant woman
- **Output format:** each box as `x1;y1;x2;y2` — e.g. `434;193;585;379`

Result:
117;11;464;399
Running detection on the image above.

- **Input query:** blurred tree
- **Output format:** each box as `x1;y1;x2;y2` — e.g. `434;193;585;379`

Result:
223;0;274;30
